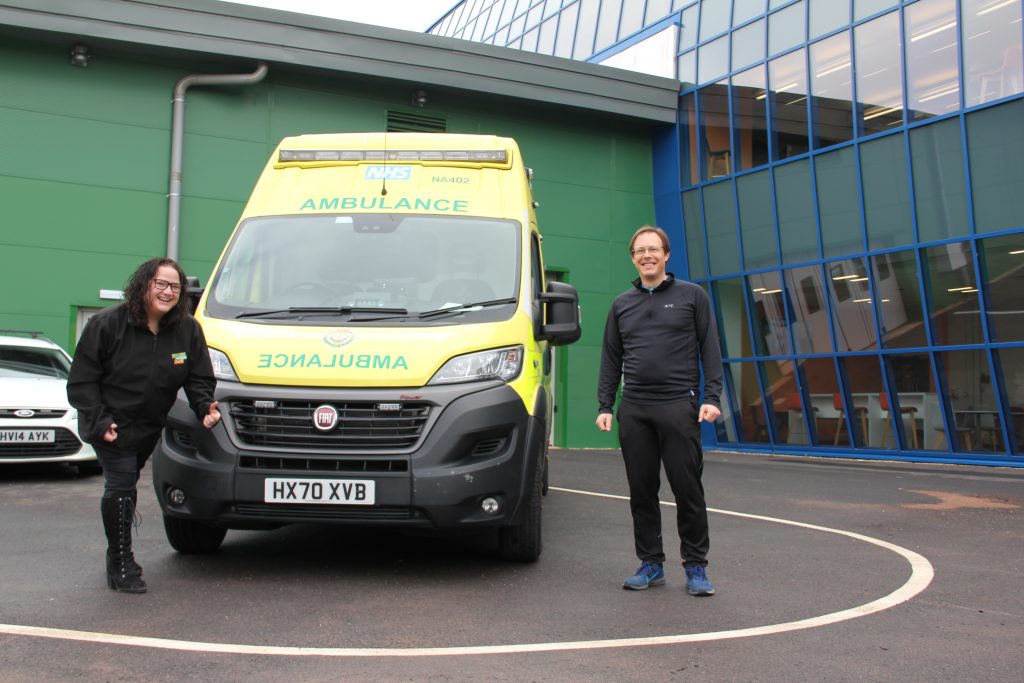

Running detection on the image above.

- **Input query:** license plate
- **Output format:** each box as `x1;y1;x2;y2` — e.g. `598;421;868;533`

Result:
264;477;375;505
0;429;55;443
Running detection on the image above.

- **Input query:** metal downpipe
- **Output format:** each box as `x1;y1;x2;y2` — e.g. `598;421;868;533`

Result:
167;63;268;260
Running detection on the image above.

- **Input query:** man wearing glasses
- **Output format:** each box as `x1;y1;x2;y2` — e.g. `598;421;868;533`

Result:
68;257;220;593
596;226;723;595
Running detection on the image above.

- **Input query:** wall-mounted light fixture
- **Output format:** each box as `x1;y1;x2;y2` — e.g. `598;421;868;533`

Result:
70;43;89;67
411;88;428;108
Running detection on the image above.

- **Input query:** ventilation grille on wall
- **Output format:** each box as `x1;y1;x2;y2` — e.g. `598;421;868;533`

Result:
387;110;446;133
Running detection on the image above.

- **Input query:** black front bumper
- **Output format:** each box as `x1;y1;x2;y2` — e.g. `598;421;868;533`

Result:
152;380;543;530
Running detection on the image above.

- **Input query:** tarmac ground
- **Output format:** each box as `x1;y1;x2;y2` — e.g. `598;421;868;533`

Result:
1;448;1022;681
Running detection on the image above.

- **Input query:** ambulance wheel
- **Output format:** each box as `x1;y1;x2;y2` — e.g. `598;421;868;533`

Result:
163;514;227;554
498;451;543;562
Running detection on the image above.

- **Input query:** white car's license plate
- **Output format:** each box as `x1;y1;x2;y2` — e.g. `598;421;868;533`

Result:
264;477;375;505
0;429;55;443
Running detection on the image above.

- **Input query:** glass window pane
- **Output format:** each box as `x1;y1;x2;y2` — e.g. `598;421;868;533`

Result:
699;81;732;180
841;356;890;447
768;1;806;56
699;0;731;40
553;1;579;57
521;26;540;51
798;358;844;445
816;146;863;258
716;374;740;443
761;360;801;444
860;133;914;250
922;242;983;346
809;0;849;39
737;170;777;269
704;181;742;275
698;35;730;84
785;264;833;353
905;0;960;121
714;278;754;357
774;159;818;263
572;0;599;58
619;0;646;38
645;0;673;25
680;92;699;186
810;31;854;148
682;189;707;278
962;0;1024;107
827;257;877;351
980;234;1024;342
729;362;772;443
679;50;697;86
854;0;897;22
734;0;766;26
967;100;1024;234
679;4;699;51
993;347;1024;455
749;272;791;355
536;16;557;54
732;18;766;71
884;353;938;450
769;48;809;160
910;117;969;243
938;350;1004;452
854;11;904;135
874;249;927;348
732;66;770;171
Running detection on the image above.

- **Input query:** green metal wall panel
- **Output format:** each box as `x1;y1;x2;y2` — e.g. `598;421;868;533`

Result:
0;37;659;449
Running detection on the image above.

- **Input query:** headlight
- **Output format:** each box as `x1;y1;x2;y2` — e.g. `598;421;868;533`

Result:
428;346;523;385
209;348;239;382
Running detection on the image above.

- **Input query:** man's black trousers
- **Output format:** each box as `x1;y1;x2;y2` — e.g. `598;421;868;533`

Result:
617;397;709;566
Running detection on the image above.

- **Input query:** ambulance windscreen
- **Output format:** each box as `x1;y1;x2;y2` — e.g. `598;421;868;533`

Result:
206;214;521;324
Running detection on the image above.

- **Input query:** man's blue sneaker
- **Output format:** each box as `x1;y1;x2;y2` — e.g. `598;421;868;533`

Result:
685;564;715;596
623;561;665;590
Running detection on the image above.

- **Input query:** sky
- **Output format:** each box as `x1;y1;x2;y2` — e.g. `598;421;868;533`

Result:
217;0;458;32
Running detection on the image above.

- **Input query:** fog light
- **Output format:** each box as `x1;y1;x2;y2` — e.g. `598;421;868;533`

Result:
168;488;186;506
481;497;500;515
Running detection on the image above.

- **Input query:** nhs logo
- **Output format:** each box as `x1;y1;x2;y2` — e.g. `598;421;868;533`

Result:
364;165;412;181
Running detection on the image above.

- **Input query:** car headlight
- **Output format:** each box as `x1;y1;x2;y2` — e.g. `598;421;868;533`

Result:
209;348;239;382
428;346;523;385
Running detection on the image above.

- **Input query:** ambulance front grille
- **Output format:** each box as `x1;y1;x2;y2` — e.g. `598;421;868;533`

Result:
230;400;430;450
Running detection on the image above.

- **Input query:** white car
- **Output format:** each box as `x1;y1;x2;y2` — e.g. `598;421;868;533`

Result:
0;333;99;473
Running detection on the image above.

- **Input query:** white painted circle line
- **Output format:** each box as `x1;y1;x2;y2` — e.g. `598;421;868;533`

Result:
0;486;933;657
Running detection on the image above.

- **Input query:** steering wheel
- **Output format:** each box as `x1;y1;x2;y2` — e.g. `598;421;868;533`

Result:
282;281;336;305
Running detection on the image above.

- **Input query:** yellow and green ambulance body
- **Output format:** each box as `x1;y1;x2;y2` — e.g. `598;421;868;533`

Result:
152;133;580;561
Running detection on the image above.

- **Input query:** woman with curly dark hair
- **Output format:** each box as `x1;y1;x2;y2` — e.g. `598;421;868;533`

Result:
68;257;220;593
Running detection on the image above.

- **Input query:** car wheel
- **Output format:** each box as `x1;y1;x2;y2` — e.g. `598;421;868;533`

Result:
163;514;227;554
497;450;543;562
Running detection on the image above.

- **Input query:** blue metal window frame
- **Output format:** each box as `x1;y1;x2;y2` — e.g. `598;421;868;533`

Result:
669;0;1024;465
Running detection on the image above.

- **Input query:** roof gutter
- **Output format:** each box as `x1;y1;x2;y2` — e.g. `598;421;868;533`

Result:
167;62;268;260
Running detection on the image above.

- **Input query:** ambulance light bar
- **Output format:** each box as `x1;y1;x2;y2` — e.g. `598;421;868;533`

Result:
279;149;508;163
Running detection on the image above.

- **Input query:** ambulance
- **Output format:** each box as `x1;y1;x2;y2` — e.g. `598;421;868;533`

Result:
151;133;580;561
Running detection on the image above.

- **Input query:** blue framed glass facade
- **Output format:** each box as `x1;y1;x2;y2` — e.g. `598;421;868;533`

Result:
432;0;1024;466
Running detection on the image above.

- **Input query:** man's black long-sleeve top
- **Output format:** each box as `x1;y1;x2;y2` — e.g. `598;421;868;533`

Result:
598;274;723;414
67;303;216;446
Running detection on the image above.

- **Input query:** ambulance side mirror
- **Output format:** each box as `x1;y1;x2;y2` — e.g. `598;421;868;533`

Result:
185;276;204;314
537;281;581;346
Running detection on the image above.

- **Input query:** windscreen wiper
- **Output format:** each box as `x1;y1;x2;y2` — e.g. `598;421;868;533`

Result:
236;306;408;320
418;298;517;319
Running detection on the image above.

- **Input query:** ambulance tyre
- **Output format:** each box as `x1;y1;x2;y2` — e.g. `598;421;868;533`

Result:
163;514;227;554
498;450;543;562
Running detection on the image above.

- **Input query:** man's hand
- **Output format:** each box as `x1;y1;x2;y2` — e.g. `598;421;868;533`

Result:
103;423;118;442
698;404;721;423
202;401;221;429
595;413;613;432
